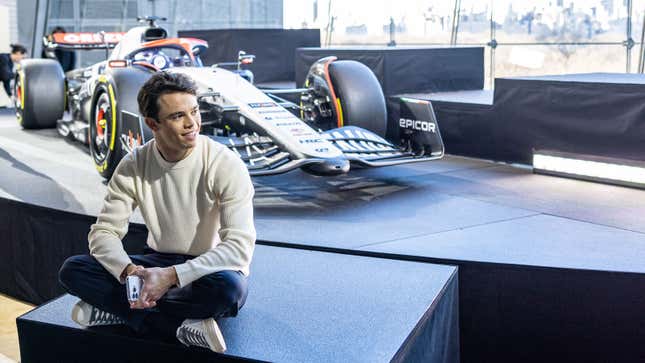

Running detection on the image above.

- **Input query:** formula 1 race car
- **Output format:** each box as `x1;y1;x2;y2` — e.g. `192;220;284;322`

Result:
15;17;444;178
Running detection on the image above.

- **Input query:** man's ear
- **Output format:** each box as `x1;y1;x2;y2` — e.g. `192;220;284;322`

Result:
144;117;158;131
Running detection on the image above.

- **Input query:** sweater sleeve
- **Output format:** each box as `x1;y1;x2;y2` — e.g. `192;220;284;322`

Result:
173;151;256;287
88;156;138;283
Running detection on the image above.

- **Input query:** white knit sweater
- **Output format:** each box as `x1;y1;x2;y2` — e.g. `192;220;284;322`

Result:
88;135;256;287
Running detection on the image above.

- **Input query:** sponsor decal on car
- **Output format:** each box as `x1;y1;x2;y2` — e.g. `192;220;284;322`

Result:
273;121;302;127
264;114;297;121
258;109;289;114
289;128;316;136
299;138;323;144
248;102;278;108
121;130;143;153
54;32;124;45
399;118;437;133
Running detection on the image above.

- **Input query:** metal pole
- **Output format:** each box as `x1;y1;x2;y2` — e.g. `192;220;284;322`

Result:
626;0;633;73
639;13;645;73
450;0;461;45
120;0;128;32
324;0;332;46
488;0;496;89
32;0;49;59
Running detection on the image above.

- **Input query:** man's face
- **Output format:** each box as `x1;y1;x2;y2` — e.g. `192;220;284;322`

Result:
10;52;25;63
147;92;201;155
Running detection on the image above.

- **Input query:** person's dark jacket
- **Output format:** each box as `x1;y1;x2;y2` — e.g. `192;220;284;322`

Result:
55;49;76;72
0;53;14;96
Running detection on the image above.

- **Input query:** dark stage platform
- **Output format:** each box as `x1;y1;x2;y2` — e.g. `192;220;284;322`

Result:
17;245;459;363
2;110;645;362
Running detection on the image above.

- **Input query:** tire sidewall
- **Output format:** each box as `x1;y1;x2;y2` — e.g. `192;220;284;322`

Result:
17;59;65;129
329;60;388;137
89;78;123;179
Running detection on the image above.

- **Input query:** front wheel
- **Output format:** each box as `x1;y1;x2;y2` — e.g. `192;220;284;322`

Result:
89;82;123;179
302;58;387;137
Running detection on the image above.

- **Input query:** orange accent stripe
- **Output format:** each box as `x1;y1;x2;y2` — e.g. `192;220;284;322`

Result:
140;37;208;63
323;60;343;128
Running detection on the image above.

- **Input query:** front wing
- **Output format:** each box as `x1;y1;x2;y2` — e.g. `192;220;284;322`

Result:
210;125;444;176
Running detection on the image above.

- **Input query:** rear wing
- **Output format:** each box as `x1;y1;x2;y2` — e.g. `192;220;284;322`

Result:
43;32;125;50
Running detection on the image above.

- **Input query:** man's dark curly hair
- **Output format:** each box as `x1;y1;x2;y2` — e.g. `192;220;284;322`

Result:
137;72;197;121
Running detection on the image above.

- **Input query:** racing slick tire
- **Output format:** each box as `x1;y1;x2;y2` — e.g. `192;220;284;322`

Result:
328;60;387;138
89;68;152;179
14;59;65;129
89;78;123;179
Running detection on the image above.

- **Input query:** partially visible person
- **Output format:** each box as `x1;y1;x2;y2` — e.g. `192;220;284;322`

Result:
49;26;76;72
0;44;27;98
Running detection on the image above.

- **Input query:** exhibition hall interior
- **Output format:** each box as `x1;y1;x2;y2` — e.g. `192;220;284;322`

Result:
1;0;644;362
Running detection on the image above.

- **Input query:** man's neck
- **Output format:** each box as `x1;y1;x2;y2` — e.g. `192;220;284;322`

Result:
155;142;194;162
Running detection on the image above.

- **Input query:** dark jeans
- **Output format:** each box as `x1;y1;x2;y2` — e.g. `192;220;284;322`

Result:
59;247;248;341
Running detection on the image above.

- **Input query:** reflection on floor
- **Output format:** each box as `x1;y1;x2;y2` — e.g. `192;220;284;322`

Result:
0;293;33;362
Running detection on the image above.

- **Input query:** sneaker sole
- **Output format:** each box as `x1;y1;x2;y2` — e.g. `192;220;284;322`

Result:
204;319;227;353
71;302;90;327
71;301;124;327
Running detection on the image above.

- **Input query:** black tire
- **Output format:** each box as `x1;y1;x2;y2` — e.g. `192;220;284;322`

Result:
89;67;152;179
15;59;65;129
328;60;387;137
89;80;123;179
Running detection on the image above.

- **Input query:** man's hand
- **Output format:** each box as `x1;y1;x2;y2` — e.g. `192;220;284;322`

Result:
129;266;178;309
122;263;144;279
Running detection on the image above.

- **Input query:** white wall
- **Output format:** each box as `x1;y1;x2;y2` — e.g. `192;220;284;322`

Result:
0;0;17;50
0;3;12;105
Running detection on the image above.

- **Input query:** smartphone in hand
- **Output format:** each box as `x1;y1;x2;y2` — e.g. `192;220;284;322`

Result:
126;275;143;302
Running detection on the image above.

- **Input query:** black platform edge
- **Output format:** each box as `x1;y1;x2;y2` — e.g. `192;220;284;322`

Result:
256;239;645;363
392;270;460;363
256;239;638;275
16;296;264;363
0;197;148;304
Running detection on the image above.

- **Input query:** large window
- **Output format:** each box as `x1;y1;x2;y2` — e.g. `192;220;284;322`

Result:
285;0;643;88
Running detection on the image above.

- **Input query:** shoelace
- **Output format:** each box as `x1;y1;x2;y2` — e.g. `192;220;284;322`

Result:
179;326;210;348
89;308;123;325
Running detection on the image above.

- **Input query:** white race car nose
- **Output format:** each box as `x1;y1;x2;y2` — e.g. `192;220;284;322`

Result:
301;157;350;176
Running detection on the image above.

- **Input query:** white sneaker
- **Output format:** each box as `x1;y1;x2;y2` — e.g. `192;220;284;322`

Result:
176;318;227;353
71;300;125;327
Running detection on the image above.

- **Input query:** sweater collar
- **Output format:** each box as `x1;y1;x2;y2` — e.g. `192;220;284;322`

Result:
152;136;201;170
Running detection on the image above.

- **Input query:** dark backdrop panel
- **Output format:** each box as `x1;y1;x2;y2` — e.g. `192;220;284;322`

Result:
178;29;320;83
385;48;484;95
295;47;484;95
457;262;645;363
410;74;645;164
0;198;147;305
493;76;645;164
295;49;386;88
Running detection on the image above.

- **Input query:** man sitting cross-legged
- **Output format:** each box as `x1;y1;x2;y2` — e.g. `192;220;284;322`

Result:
59;72;256;353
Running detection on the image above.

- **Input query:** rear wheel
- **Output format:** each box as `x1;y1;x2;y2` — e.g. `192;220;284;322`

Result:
15;59;65;129
89;82;123;179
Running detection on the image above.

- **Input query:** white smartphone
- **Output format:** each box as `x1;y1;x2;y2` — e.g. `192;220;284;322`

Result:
125;275;143;302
